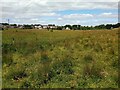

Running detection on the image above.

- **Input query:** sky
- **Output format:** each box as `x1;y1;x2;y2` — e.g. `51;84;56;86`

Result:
0;0;119;26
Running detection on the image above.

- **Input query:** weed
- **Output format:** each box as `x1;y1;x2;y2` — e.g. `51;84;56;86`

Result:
2;29;118;88
40;51;51;63
83;54;93;63
2;54;13;67
21;81;31;88
6;68;27;81
94;43;103;52
108;47;115;55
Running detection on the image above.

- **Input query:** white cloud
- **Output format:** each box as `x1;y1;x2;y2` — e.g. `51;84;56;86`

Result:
57;12;117;20
54;12;118;25
98;12;118;18
0;0;118;25
63;14;93;19
58;18;62;20
1;0;119;2
0;1;118;18
41;13;59;17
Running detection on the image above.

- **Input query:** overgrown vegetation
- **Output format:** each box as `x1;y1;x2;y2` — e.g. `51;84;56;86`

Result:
2;28;118;88
1;23;120;30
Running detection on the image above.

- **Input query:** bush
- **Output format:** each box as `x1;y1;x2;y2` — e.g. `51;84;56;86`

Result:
51;56;74;75
12;71;27;80
6;68;27;80
94;43;103;52
2;54;13;66
2;44;16;54
21;81;31;88
83;62;106;79
108;47;115;55
83;54;93;63
40;51;51;63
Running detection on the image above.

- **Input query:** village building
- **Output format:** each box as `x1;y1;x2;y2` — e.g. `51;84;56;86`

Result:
34;25;42;29
48;26;57;29
18;25;24;29
48;24;57;29
35;26;42;29
65;27;71;30
0;24;3;30
42;25;48;29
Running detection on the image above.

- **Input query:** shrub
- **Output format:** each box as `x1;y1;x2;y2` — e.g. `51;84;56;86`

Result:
2;54;13;66
94;43;103;52
51;56;74;75
6;68;27;80
21;81;31;88
40;51;50;63
83;41;93;49
12;71;27;80
108;47;115;55
90;65;104;78
83;63;106;79
2;44;16;54
83;54;93;63
111;57;118;68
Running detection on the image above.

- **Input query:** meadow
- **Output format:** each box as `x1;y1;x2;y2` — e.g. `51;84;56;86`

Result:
2;28;119;88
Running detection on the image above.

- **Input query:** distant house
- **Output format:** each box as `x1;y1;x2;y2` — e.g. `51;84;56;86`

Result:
111;27;113;29
49;26;57;29
0;24;3;30
9;26;17;28
9;24;18;28
35;25;42;29
48;24;57;29
18;25;24;29
65;27;71;30
0;23;9;30
42;25;48;29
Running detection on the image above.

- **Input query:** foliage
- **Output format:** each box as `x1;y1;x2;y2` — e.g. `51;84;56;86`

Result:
23;25;33;29
2;28;118;88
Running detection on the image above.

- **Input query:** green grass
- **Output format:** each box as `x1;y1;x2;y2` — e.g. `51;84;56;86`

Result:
2;28;118;88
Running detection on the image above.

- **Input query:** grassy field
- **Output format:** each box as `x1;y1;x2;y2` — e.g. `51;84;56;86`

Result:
2;28;119;88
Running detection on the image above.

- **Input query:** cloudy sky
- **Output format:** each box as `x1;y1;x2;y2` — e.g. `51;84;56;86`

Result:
0;0;119;26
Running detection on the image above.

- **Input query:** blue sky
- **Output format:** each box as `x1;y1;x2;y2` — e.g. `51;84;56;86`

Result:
0;0;119;26
55;9;117;15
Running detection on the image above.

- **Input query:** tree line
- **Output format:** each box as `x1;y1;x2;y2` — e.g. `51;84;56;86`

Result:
1;23;120;30
62;23;120;30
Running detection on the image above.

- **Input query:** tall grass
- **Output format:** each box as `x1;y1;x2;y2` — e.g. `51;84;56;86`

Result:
2;29;118;88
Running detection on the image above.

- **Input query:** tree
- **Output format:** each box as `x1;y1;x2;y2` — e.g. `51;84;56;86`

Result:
23;25;33;29
56;26;63;30
2;23;9;25
64;25;72;30
113;23;120;28
105;24;113;29
94;24;106;29
72;25;78;30
10;24;17;26
77;25;81;30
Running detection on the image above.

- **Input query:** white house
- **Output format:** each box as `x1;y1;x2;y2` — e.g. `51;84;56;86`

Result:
42;25;48;29
35;25;42;29
49;26;57;29
65;27;71;30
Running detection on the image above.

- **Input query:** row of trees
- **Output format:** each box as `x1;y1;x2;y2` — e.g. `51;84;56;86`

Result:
94;23;120;29
62;23;120;30
1;23;120;30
